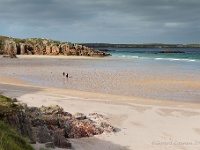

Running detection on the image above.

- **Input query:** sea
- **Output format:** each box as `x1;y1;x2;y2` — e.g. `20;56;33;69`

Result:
98;47;200;75
95;47;200;101
101;47;200;62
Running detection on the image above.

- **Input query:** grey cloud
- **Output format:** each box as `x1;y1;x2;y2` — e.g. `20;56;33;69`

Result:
0;0;199;43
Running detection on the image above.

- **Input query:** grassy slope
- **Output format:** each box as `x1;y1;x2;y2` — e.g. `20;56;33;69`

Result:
0;95;34;150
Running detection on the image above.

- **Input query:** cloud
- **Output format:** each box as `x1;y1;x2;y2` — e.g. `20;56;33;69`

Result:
0;0;199;43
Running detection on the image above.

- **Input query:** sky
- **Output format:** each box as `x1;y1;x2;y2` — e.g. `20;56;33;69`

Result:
0;0;200;44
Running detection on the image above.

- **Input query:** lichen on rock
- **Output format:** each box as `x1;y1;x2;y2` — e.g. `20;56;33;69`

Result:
0;95;115;149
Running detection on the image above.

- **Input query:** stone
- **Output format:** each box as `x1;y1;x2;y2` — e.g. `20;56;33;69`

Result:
4;111;36;144
54;129;65;136
37;126;54;143
31;118;43;127
64;121;72;138
70;120;103;138
54;134;71;149
100;122;115;132
46;118;59;126
45;142;55;149
12;98;18;102
74;112;86;120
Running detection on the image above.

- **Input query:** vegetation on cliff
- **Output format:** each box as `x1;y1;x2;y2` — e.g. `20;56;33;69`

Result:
0;121;34;150
0;95;33;150
0;95;22;116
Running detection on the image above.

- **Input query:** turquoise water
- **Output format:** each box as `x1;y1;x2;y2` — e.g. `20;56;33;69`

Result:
103;47;200;62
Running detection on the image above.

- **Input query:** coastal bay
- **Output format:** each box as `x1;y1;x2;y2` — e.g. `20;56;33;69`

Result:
1;0;200;149
0;55;200;150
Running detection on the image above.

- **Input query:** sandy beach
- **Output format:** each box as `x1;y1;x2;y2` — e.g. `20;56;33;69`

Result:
1;56;200;150
1;55;199;101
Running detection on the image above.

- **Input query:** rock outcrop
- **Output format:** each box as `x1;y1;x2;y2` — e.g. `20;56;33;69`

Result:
0;36;110;57
1;97;115;149
157;49;185;53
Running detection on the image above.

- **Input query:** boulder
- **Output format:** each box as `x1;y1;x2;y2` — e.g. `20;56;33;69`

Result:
158;49;185;53
45;142;55;149
37;126;54;143
74;112;86;120
12;98;18;102
54;134;71;148
4;112;36;144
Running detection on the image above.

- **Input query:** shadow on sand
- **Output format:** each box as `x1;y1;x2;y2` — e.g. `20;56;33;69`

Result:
0;83;44;98
70;136;131;150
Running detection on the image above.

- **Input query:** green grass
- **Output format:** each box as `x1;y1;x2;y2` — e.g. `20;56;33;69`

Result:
0;35;9;41
13;38;26;44
0;95;34;150
0;121;34;150
0;95;22;117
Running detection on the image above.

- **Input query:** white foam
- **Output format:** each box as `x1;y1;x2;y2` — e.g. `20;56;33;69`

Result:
131;56;139;58
120;55;139;59
155;58;163;60
169;58;181;61
154;57;196;62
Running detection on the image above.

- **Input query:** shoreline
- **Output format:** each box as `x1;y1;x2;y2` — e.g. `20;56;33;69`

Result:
0;75;200;108
0;55;110;59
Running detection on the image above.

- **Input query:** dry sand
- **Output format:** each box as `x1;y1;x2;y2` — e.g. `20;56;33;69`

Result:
1;77;200;150
1;56;200;150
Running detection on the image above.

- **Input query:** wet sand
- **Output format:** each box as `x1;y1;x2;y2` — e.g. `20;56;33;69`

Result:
1;55;200;150
0;55;199;101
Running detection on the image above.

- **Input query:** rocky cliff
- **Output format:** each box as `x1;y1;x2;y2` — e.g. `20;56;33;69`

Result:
0;95;115;149
0;36;110;57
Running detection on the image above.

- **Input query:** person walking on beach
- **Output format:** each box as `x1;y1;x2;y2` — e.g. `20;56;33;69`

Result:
63;72;65;77
66;73;68;78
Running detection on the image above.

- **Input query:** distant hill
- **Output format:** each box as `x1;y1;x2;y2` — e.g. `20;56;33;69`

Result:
81;43;200;48
0;36;110;57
